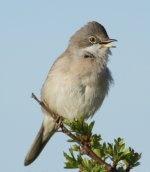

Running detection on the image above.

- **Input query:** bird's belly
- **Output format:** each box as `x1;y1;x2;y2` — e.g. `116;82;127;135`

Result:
41;75;106;120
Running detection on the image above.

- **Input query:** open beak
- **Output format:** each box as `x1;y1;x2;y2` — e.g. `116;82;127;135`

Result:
100;39;117;48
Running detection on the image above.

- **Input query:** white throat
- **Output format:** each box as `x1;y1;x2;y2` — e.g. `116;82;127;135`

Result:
81;44;110;68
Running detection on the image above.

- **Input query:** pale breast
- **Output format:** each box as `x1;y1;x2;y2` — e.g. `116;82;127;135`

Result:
41;63;112;120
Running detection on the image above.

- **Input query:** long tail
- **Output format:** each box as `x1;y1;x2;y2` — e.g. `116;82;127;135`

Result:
24;116;55;166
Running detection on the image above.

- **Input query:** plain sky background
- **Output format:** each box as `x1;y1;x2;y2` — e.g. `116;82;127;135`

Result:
0;0;149;172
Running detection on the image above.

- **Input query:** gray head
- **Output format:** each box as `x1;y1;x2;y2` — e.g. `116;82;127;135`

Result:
67;21;116;68
68;21;117;49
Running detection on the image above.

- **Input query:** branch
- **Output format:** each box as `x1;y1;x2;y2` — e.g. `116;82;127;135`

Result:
31;93;112;171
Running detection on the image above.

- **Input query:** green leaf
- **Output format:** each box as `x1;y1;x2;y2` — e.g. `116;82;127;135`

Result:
63;117;141;171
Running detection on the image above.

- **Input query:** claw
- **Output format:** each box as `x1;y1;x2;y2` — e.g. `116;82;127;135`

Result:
54;116;64;130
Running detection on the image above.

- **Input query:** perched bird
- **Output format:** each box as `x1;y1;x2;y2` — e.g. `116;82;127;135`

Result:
24;21;117;166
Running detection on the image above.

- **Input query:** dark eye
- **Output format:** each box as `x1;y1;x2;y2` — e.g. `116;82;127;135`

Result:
89;36;97;44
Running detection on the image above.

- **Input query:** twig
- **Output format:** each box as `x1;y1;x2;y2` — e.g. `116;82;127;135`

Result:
31;93;57;120
126;168;130;172
31;93;112;171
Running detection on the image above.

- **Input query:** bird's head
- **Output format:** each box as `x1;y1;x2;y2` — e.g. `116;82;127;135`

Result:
68;21;117;61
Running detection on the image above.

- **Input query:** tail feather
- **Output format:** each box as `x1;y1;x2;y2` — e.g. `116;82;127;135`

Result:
24;120;55;166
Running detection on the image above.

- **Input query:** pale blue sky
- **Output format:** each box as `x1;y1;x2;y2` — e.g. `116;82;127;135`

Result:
0;1;150;172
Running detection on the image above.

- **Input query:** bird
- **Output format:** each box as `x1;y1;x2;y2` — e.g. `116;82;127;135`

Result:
24;21;117;166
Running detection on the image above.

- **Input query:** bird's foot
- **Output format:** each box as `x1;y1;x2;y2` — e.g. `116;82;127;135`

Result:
54;116;64;130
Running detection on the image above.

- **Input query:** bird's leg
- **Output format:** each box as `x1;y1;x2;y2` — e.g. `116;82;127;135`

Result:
54;115;64;131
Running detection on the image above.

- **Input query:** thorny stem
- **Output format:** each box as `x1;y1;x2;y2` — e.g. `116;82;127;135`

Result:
31;93;119;172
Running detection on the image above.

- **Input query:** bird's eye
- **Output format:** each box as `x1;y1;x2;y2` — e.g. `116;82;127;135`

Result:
89;36;97;44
